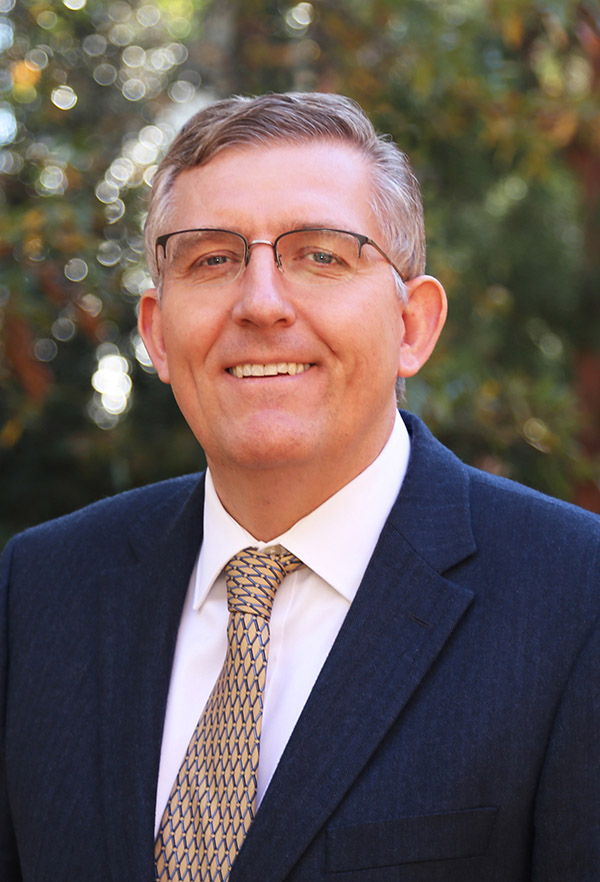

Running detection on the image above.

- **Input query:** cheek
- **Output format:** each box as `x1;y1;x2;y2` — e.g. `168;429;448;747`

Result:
351;307;402;376
160;305;217;377
321;295;398;369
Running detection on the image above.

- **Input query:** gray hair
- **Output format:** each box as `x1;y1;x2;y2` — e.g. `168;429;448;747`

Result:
144;92;426;300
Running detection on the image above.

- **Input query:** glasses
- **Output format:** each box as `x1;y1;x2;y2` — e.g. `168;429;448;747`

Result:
155;227;404;286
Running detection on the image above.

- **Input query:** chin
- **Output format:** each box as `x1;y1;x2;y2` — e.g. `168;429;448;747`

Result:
212;424;317;472
230;439;314;472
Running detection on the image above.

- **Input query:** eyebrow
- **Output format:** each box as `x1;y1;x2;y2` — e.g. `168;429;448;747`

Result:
282;218;351;233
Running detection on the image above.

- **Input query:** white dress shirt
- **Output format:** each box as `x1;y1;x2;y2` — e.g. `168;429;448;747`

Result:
155;412;410;833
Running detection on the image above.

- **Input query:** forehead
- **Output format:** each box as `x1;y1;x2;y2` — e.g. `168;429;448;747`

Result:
166;139;381;238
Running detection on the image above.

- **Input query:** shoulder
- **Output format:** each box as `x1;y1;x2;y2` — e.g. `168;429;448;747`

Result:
463;457;600;554
401;409;600;586
464;464;600;608
403;408;600;531
1;472;205;576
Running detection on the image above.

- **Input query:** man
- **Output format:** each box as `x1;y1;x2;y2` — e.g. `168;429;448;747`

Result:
1;92;599;882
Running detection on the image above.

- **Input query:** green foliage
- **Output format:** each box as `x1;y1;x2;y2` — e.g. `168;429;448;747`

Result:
1;0;600;546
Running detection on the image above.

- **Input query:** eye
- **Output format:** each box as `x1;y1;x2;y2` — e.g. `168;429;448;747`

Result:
308;250;337;265
279;230;357;276
290;245;348;270
184;249;242;280
163;231;246;283
203;253;234;266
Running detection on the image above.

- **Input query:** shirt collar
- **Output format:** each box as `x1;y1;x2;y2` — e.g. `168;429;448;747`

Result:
194;411;410;609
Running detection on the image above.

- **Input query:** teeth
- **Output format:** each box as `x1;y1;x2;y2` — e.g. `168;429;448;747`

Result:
229;363;311;378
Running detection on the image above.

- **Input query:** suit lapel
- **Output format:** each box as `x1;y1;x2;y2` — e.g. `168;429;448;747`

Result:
97;475;205;882
230;413;477;882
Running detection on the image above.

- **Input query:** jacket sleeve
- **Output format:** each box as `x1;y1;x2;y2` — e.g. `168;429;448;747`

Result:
0;540;23;882
532;610;600;880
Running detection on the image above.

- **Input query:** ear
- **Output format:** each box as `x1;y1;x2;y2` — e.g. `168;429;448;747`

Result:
138;288;171;384
397;275;447;378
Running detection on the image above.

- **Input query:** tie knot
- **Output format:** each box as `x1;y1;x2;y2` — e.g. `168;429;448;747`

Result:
224;547;303;619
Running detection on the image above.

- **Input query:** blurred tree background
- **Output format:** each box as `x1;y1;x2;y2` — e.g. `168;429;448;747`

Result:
1;0;600;547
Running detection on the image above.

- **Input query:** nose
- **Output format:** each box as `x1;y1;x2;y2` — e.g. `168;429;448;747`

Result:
231;241;296;328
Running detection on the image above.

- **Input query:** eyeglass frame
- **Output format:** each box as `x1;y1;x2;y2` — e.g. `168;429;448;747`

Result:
154;226;405;283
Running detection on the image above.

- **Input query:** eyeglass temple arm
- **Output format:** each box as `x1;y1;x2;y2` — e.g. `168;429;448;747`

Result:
359;235;405;281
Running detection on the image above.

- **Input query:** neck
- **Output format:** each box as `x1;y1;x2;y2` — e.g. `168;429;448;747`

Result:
207;431;393;542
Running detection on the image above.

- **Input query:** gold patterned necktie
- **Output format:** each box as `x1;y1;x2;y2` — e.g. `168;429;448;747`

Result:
155;546;303;882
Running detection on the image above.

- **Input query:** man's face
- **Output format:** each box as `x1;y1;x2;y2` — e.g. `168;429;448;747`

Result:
140;140;409;488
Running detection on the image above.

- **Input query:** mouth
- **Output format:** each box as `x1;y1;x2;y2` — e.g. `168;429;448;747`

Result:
226;362;313;378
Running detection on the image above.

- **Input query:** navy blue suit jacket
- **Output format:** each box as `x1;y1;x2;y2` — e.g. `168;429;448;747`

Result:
1;412;599;881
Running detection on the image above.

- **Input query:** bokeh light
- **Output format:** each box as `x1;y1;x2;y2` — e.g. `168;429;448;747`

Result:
51;85;78;110
0;104;17;145
88;346;133;427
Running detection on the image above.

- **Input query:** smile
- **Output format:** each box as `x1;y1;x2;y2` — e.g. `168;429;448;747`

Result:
227;362;312;378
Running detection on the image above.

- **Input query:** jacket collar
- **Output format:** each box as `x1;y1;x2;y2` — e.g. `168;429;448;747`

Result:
388;410;476;572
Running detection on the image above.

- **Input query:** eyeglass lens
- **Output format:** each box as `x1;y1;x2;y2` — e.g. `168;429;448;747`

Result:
160;229;363;286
